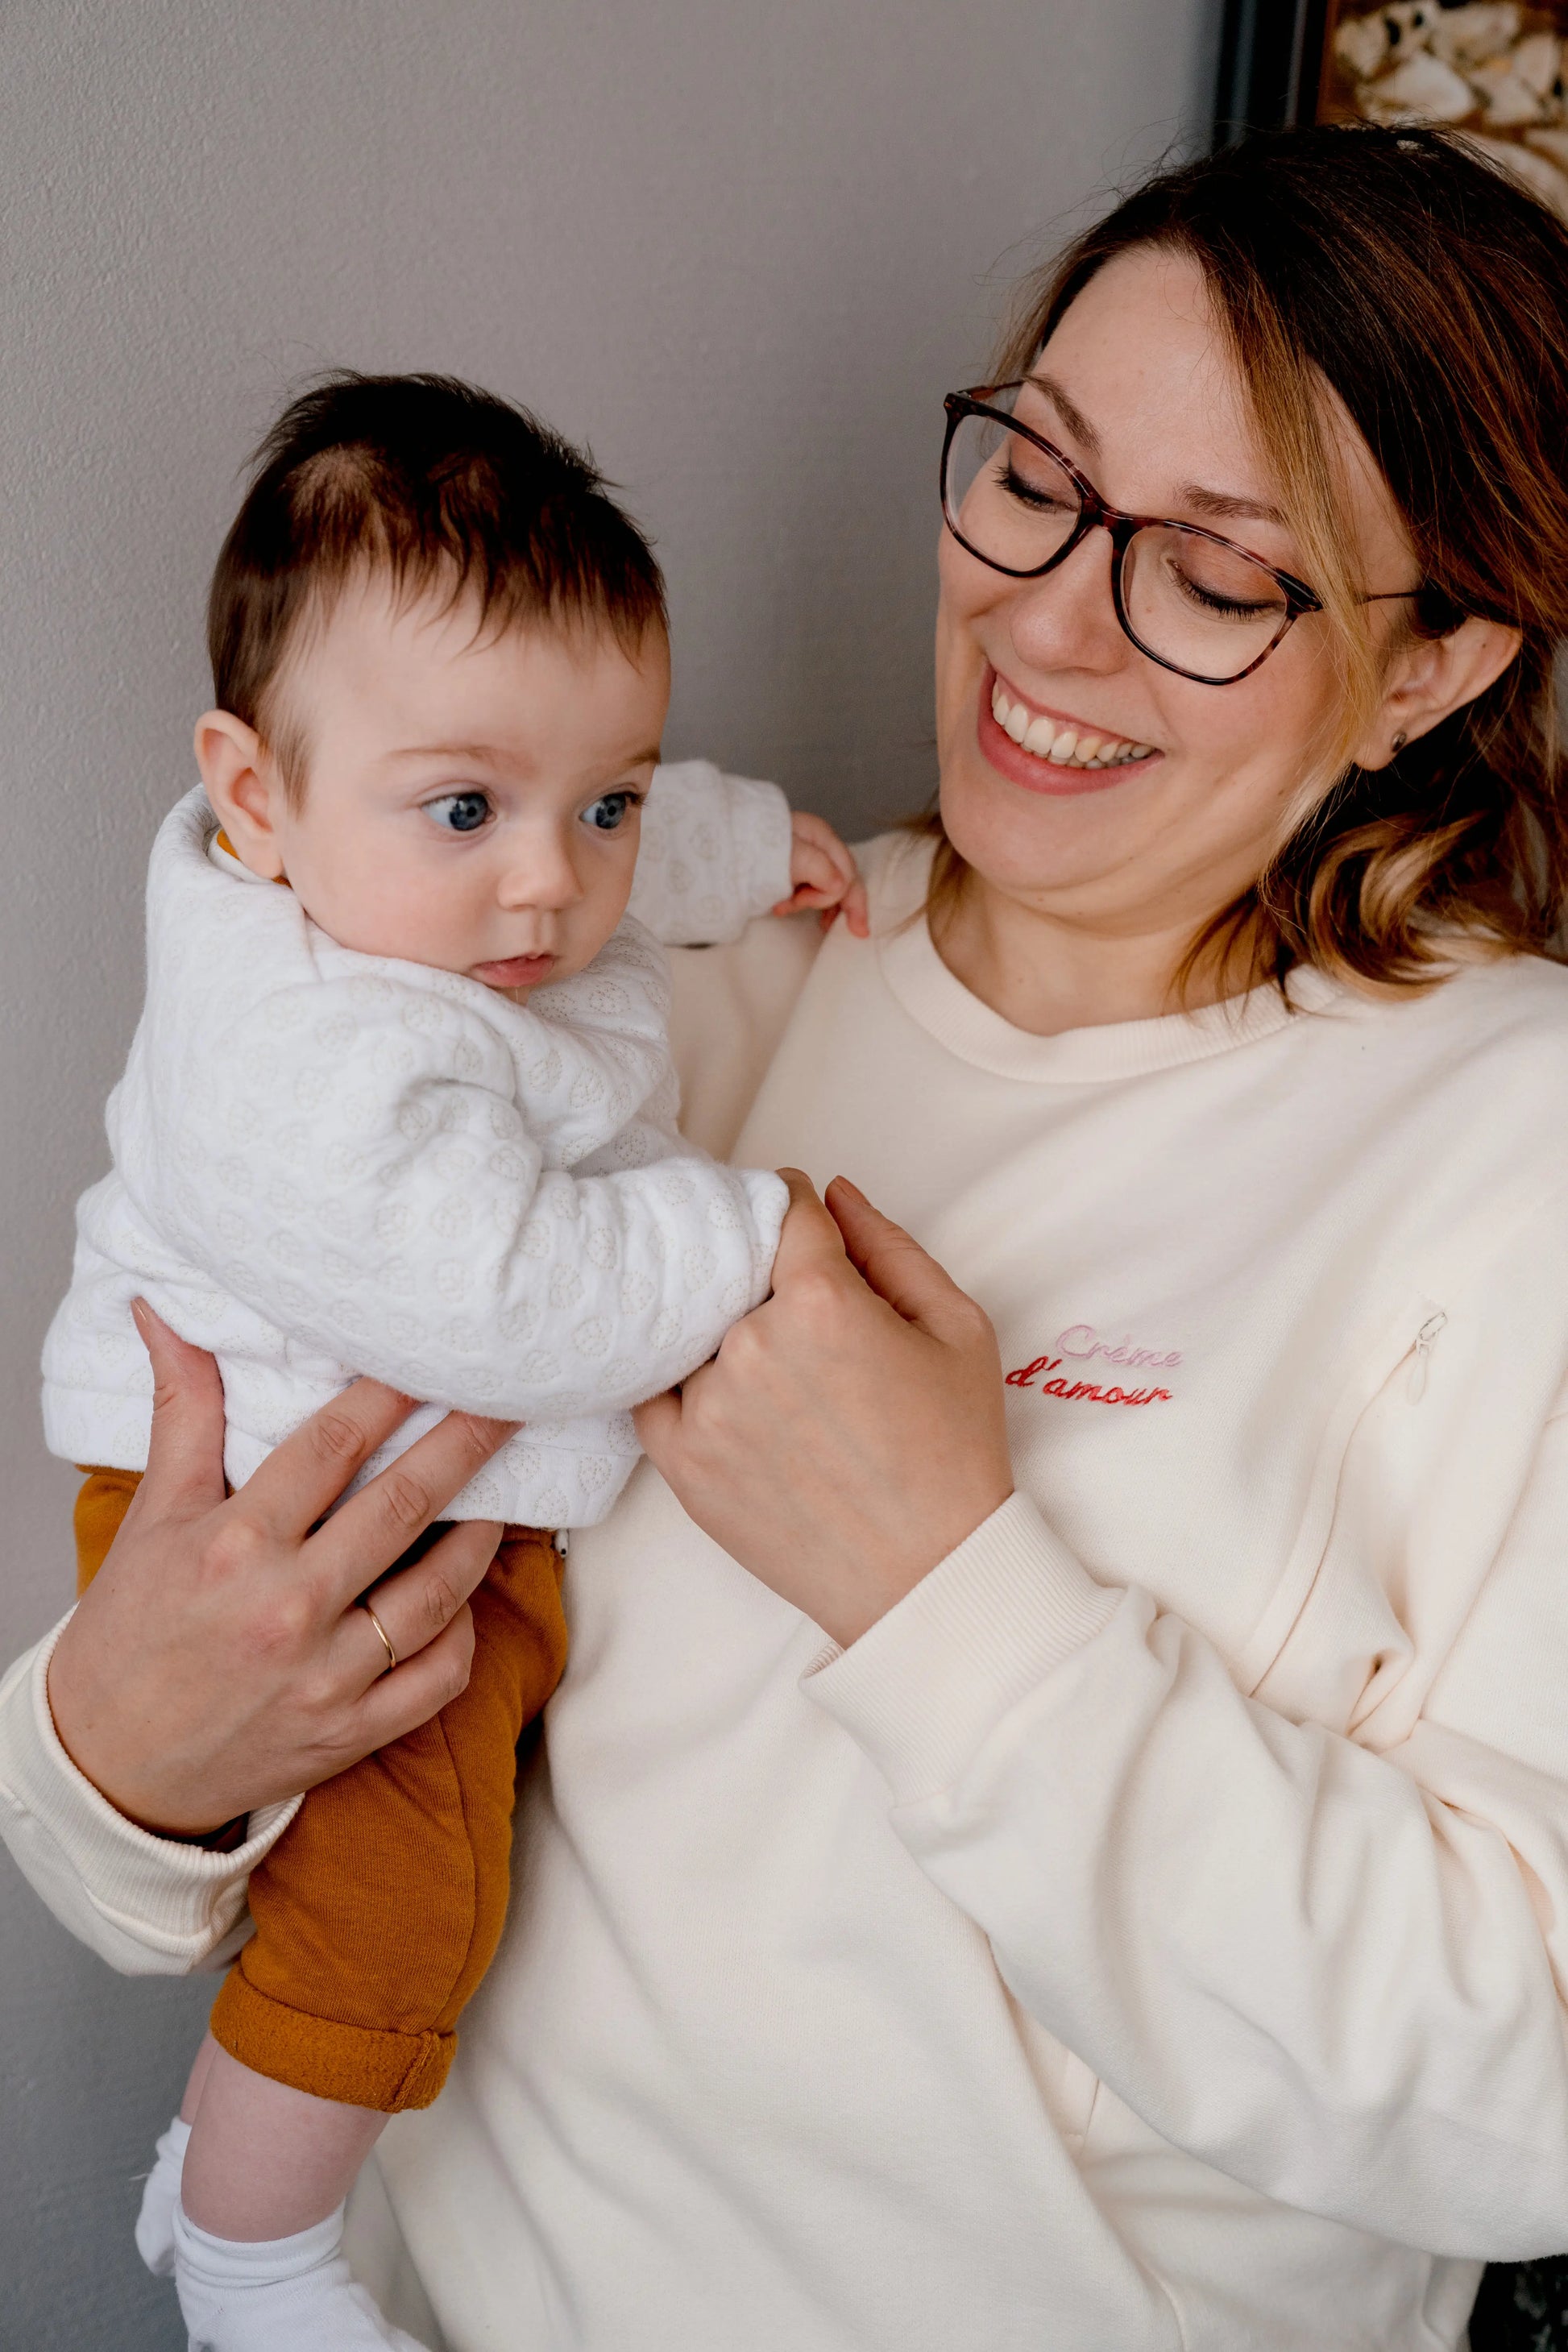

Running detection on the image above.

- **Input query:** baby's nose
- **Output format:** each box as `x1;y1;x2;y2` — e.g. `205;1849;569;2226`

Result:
500;836;582;910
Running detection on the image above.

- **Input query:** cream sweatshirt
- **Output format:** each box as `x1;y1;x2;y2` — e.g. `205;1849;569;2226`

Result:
39;765;790;1528
8;828;1568;2351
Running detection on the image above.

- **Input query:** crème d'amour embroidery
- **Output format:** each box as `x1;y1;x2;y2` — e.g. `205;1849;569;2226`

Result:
1005;1354;1173;1408
1054;1323;1182;1369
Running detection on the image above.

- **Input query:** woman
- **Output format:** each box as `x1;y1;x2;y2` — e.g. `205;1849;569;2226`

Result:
8;123;1568;2350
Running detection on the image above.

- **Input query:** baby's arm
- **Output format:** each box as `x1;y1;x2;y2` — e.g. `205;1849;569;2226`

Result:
631;759;865;942
629;760;793;944
159;949;786;1423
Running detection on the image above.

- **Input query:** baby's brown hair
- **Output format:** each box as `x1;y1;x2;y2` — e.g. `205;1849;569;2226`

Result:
208;371;667;797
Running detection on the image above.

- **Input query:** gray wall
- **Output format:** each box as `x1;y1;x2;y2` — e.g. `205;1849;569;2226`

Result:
0;3;1219;2343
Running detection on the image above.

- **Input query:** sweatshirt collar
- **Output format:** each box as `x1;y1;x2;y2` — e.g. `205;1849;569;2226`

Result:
871;834;1338;1085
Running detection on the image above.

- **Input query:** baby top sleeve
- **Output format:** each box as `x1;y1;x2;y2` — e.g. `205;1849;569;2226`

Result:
628;761;794;945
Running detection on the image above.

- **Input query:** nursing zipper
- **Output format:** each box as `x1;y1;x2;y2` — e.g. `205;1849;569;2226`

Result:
1407;1311;1447;1403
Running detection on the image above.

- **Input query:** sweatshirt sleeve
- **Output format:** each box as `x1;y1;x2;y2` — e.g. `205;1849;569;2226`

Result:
0;1617;295;1976
150;923;787;1422
806;1464;1568;2263
628;761;794;945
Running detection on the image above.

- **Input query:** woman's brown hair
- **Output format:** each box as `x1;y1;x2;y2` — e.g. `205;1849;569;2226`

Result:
925;124;1568;996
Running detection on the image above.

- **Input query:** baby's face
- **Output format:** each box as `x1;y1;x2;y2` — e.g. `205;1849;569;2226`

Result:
208;574;670;996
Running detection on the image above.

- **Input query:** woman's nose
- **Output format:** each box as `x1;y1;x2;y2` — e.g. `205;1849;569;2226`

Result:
1003;530;1126;677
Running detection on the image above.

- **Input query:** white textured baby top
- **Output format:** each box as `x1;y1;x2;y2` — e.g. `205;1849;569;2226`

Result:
41;765;791;1527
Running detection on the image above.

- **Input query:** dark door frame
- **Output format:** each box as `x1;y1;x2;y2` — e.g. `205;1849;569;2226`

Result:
1214;0;1333;143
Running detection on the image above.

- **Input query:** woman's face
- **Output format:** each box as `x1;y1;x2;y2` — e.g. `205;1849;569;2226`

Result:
934;243;1417;944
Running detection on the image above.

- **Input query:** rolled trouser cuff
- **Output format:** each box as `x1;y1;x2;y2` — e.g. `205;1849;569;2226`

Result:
209;1964;454;2112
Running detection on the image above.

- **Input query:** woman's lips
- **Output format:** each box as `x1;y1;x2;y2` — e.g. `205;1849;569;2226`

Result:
976;666;1160;797
471;952;557;989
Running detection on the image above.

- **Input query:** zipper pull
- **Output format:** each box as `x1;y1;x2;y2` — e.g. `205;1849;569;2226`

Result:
1408;1311;1447;1403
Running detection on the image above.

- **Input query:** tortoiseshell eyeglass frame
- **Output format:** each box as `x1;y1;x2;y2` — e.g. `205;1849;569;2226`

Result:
940;387;1426;687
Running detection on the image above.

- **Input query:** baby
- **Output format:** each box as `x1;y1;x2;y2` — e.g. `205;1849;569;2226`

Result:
41;371;865;2352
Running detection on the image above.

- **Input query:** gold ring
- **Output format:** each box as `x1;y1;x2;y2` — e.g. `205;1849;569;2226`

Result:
363;1600;397;1674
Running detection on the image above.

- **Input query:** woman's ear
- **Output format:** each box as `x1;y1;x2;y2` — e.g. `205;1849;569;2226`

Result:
194;711;288;878
1353;616;1522;771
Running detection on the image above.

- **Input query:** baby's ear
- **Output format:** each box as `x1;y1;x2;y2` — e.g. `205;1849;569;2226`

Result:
194;710;287;880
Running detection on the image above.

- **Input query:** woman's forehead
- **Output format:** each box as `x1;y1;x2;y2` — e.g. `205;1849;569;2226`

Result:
1033;248;1276;513
1034;243;1403;560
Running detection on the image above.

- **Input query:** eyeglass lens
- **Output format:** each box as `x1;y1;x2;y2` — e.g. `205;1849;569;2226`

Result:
944;392;1293;682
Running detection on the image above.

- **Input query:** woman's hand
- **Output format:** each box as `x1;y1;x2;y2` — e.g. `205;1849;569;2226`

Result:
46;1304;515;1836
636;1173;1014;1646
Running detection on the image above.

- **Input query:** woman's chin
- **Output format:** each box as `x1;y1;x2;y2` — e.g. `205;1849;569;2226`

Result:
939;756;1165;902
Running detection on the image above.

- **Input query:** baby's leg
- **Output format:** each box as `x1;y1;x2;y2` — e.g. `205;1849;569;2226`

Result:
171;1524;566;2352
182;2044;385;2240
171;2046;426;2352
180;2028;222;2123
134;2032;220;2275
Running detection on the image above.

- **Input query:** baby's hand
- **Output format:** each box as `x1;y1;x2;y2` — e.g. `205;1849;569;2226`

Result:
773;811;869;938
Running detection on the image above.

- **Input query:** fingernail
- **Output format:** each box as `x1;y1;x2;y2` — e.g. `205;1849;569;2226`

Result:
130;1297;151;1334
831;1175;867;1205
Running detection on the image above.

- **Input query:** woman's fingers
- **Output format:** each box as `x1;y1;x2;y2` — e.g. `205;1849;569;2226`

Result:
238;1378;430;1541
824;1175;996;1349
633;1165;1012;1645
345;1605;478;1759
131;1301;230;1520
308;1408;516;1616
767;1167;850;1284
333;1518;503;1688
48;1361;513;1831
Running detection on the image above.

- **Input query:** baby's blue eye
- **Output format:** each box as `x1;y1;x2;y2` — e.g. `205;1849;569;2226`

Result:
581;791;639;833
424;791;492;834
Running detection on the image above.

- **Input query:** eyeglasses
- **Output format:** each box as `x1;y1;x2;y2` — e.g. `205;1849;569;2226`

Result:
941;385;1421;687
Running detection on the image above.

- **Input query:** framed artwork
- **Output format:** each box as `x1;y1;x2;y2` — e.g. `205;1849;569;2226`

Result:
1215;0;1568;215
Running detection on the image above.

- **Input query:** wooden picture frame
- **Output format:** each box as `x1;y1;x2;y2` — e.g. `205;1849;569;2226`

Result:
1216;0;1568;220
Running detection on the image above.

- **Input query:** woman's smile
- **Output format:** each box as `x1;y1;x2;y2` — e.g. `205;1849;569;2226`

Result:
977;663;1160;795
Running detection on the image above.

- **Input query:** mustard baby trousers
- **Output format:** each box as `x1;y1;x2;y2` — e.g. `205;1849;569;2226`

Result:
75;1469;567;2112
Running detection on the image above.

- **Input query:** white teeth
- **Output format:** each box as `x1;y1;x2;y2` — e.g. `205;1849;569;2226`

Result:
992;678;1154;769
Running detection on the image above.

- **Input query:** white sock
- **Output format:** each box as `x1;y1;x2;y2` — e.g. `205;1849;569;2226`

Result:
172;2201;432;2352
134;2113;192;2277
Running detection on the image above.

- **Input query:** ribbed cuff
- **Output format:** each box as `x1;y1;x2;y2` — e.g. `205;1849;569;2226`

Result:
0;1612;300;1962
803;1493;1118;1803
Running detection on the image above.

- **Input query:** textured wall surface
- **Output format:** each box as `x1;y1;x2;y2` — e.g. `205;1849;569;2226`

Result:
0;3;1218;2342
